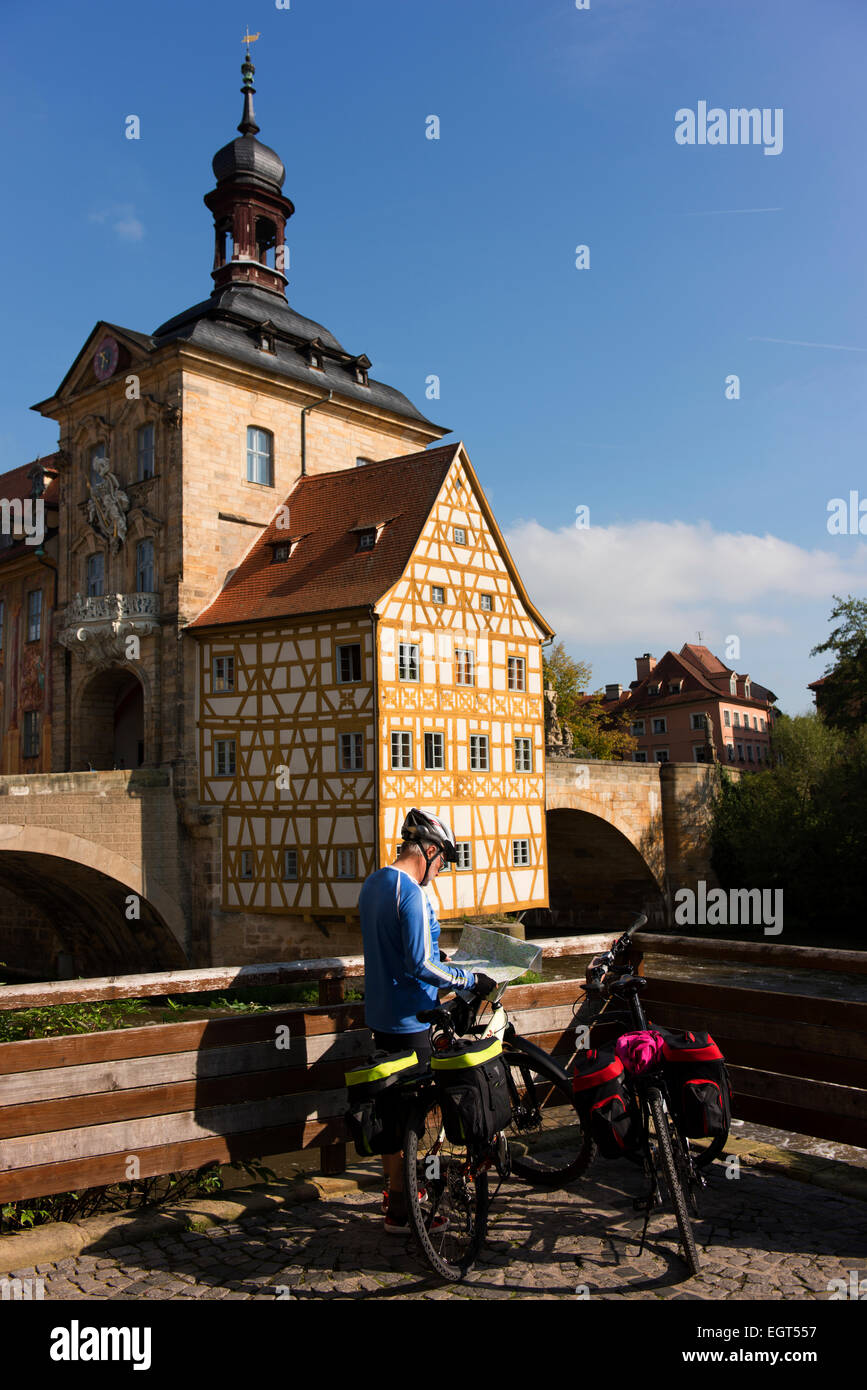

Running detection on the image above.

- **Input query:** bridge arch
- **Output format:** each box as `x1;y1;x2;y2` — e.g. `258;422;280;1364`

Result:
0;822;187;980
539;805;666;934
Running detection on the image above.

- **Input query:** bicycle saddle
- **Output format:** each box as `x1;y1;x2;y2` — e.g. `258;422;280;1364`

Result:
609;976;647;995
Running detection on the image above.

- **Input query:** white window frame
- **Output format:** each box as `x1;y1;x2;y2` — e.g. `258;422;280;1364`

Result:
390;731;413;770
213;655;235;692
455;648;475;686
514;737;533;772
479;593;493;612
453;526;467;545
470;734;489;770
240;850;254;881
512;839;530;867
340;732;364;771
424;731;445;770
654;749;669;763
455;842;472;871
633;751;648;763
282;848;298;881
246;426;273;486
630;719;645;736
214;739;236;776
336;848;357;879
431;585;445;604
651;717;667;735
336;643;362;683
399;642;420;682
508;656;526;692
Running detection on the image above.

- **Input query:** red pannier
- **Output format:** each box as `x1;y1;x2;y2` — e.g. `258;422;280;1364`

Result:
659;1029;732;1139
573;1048;640;1158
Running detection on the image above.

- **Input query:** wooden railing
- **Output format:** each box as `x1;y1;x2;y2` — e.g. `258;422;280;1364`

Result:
0;934;864;1206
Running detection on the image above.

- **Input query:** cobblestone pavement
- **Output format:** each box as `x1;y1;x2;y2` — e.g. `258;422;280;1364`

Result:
8;1159;866;1301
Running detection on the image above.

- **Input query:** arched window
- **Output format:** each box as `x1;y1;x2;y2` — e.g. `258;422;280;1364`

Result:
86;553;105;597
137;423;155;480
215;217;234;267
136;538;155;593
247;427;273;486
255;217;277;267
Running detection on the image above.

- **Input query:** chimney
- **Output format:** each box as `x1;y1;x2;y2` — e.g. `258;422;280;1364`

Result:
635;653;657;681
605;683;623;701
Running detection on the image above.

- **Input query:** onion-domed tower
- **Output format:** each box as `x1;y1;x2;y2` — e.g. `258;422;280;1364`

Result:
204;48;295;299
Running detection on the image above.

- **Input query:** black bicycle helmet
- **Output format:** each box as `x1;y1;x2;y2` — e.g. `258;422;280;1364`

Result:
400;808;458;864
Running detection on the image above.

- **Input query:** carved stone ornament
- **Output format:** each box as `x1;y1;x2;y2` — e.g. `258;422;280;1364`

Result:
86;457;130;552
57;592;160;668
544;684;566;756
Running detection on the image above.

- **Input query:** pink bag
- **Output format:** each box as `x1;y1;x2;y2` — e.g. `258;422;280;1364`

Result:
615;1029;665;1075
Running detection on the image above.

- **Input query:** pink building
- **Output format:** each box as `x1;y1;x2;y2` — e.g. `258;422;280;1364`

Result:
600;644;777;767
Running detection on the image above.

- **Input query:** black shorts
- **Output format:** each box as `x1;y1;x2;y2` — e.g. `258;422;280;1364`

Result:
372;1027;431;1071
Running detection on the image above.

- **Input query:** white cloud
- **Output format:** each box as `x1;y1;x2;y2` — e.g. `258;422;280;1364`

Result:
504;518;867;647
88;203;145;242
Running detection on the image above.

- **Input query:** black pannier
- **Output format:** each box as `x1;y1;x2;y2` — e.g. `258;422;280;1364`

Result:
431;1036;512;1148
344;1049;420;1157
659;1029;732;1139
573;1048;640;1158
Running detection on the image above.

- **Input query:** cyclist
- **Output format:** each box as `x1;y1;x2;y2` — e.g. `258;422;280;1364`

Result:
358;807;495;1233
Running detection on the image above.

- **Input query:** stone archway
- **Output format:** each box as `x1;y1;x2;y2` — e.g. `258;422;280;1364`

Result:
74;667;145;771
528;807;666;936
0;823;188;980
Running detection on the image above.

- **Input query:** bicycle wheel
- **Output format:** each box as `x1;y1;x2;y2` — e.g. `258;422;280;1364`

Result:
403;1092;489;1283
646;1086;700;1276
504;1050;595;1187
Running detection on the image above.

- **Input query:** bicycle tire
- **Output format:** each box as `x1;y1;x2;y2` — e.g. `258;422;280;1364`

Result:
647;1086;701;1276
504;1050;596;1187
403;1092;489;1282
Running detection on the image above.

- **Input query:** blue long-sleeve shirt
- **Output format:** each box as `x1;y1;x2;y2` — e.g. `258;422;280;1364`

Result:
359;865;477;1033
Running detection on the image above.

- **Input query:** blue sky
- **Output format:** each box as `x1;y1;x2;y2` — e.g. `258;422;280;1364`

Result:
5;0;867;713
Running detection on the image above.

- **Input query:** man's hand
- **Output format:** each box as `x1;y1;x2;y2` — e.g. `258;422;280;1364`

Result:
471;972;497;1000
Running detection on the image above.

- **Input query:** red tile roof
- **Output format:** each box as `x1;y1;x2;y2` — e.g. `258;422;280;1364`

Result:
189;444;461;629
0;456;60;507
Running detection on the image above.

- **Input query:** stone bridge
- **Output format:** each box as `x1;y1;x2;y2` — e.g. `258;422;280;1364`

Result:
0;761;729;978
0;770;189;981
541;758;729;933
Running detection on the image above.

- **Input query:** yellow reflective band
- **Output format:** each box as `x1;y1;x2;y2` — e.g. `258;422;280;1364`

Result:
345;1052;419;1086
431;1039;503;1070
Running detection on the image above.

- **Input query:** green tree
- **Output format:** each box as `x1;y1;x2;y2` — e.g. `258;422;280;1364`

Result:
710;713;867;938
543;643;636;760
810;594;867;735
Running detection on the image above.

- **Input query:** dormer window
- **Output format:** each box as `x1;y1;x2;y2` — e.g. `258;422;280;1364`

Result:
350;353;371;387
668;680;683;694
272;542;292;563
648;682;661;695
357;528;376;552
258;330;275;353
305;338;326;371
729;675;737;695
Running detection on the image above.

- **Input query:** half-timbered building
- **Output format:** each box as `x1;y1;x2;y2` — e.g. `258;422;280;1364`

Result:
189;440;552;937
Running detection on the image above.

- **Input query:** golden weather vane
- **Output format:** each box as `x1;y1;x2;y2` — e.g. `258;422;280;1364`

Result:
242;29;261;49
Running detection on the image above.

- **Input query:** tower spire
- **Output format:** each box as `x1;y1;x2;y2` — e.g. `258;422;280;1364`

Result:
239;31;261;136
